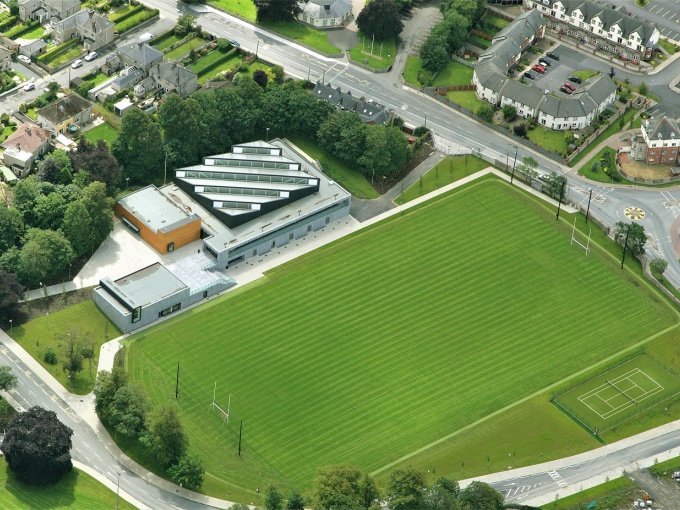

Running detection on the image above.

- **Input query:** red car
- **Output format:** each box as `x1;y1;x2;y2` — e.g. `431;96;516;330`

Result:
563;82;576;91
560;86;573;95
531;64;545;74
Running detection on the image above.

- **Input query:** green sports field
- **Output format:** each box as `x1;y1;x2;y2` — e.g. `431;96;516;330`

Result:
555;355;680;433
127;177;678;499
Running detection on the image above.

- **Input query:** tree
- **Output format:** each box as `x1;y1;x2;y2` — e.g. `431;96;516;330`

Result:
542;172;566;200
57;328;93;382
1;406;73;486
442;0;481;25
38;150;74;185
18;229;74;287
459;481;503;510
517;156;538;178
12;175;42;225
287;491;305;510
0;207;24;253
436;10;470;53
650;258;668;277
112;108;163;182
359;125;412;178
8;0;18;16
614;221;647;257
253;69;269;89
252;0;300;22
108;384;149;439
80;181;114;250
356;0;404;41
609;66;615;78
70;138;122;194
423;478;461;510
420;33;449;74
94;368;129;422
0;365;18;391
32;192;67;231
141;404;188;468
477;104;494;123
0;271;24;324
176;13;196;31
46;81;60;100
168;454;204;490
62;201;94;258
317;111;368;166
513;123;527;137
266;485;284;510
271;65;284;84
502;105;517;121
638;81;648;96
312;465;380;510
385;467;426;510
36;157;62;184
158;95;203;167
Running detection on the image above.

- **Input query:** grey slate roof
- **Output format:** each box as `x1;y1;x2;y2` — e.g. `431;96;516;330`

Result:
493;9;544;47
37;94;92;124
54;9;113;32
644;117;680;141
43;0;80;14
499;79;543;108
118;42;163;67
580;74;617;104
0;46;11;61
313;82;390;124
542;0;657;46
150;61;197;87
298;0;352;19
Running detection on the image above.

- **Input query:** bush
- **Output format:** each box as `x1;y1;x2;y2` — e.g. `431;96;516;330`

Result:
216;38;231;51
502;105;517;122
477;104;494;123
0;15;18;32
413;126;429;137
271;65;284;84
43;350;57;365
513;123;527;137
417;69;433;86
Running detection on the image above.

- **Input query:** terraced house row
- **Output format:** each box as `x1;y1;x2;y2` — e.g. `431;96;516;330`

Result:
473;9;617;131
523;0;659;61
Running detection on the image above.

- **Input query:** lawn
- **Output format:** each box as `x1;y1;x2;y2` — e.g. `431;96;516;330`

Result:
190;49;239;77
658;38;678;55
126;177;678;499
484;14;510;30
468;33;491;49
403;55;421;86
207;0;257;21
445;89;486;111
396;155;491;204
164;37;206;61
12;300;121;394
348;35;396;70
434;60;474;86
47;46;82;68
526;124;568;154
259;20;340;54
152;33;184;51
84;122;119;146
12;24;44;39
541;476;636;509
288;135;379;199
569;107;636;167
577;145;625;184
571;70;600;81
0;463;137;510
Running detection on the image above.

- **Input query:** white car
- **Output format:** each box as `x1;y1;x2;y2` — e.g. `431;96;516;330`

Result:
23;79;35;91
71;59;83;69
84;51;97;62
18;55;31;64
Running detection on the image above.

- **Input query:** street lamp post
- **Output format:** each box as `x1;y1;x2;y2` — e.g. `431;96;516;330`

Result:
266;127;270;142
68;263;72;281
9;319;12;336
116;472;121;509
125;177;129;191
510;145;519;184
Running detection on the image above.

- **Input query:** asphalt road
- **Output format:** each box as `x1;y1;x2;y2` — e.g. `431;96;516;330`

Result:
611;0;680;42
1;2;680;507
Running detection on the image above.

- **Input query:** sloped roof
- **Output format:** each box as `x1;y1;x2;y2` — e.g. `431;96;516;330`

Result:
43;0;80;14
37;94;93;125
313;82;390;124
500;79;544;108
118;42;163;67
150;61;197;87
580;74;617;104
1;122;51;153
54;9;113;32
644;117;680;141
0;45;12;60
298;0;352;19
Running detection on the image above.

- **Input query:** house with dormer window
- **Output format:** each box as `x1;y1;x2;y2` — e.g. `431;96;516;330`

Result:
631;118;680;165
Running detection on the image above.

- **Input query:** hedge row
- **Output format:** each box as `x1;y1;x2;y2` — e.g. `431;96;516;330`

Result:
196;48;237;78
6;20;40;39
0;11;14;22
149;27;176;47
0;15;18;33
108;3;144;23
37;38;79;63
115;8;158;34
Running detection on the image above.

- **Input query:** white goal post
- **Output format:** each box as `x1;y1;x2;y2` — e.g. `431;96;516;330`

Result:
208;382;231;423
571;218;591;256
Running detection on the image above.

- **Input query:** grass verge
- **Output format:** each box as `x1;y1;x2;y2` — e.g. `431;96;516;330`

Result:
526;124;568;154
348;36;396;69
259;20;340;54
540;477;637;509
445;89;486;111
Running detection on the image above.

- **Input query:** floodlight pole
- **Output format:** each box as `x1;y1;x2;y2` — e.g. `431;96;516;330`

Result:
175;362;179;399
510;146;518;185
585;189;592;224
621;224;631;269
555;180;566;221
238;419;243;457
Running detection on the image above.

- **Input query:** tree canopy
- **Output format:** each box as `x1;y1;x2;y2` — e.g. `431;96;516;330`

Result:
615;221;647;257
70;138;122;194
386;467;427;510
356;0;404;41
140;404;188;468
312;465;380;510
252;0;300;22
1;406;73;486
112;107;163;182
0;271;23;324
0;365;18;391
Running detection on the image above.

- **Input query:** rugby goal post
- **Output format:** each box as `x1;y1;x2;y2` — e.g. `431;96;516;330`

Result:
208;382;231;423
571;218;591;256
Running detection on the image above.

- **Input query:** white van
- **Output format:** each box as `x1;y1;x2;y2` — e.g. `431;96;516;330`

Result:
138;32;154;43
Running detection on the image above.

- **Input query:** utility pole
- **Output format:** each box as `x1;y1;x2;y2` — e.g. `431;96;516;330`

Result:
238;419;243;457
585;189;592;224
555;180;566;221
175;362;180;399
621;225;631;269
510;146;518;184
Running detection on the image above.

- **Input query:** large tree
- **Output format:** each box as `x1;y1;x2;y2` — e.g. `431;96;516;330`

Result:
439;10;470;53
108;383;149;439
615;221;647;257
542;172;567;200
12;176;42;225
18;228;74;287
61;200;94;258
1;406;73;486
317;112;368;166
94;368;129;422
420;33;449;74
57;329;93;383
112;108;163;182
0;207;24;253
356;0;404;41
458;481;504;510
70;138;122;194
36;150;73;185
32;192;67;231
359;125;412;178
385;467;426;510
80;181;114;250
159;94;204;167
140;404;188;468
252;0;300;22
0;365;18;391
312;465;380;510
0;271;23;325
168;454;204;490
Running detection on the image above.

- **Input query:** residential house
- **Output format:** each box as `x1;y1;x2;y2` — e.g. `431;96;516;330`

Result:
297;0;353;28
523;0;659;61
631;117;680;165
53;9;115;52
0;45;12;71
36;93;93;134
116;42;163;75
19;39;47;58
313;82;391;124
19;0;80;22
1;122;52;177
142;61;198;98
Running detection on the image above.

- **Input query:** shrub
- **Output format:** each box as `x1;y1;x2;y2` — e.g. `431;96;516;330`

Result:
417;69;433;86
502;105;517;122
271;65;284;84
0;15;18;32
43;350;57;364
216;38;231;52
477;104;494;123
413;126;429;137
513;123;527;137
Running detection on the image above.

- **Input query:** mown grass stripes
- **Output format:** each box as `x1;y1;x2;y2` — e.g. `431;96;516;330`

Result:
127;179;677;499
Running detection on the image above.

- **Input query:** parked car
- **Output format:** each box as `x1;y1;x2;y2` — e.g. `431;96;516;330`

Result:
531;65;545;74
523;71;535;80
538;173;550;182
23;79;35;91
85;51;97;62
546;52;560;60
538;57;551;66
229;39;240;47
560;86;573;95
563;82;576;91
138;32;154;43
18;55;31;64
71;59;83;69
568;76;583;84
